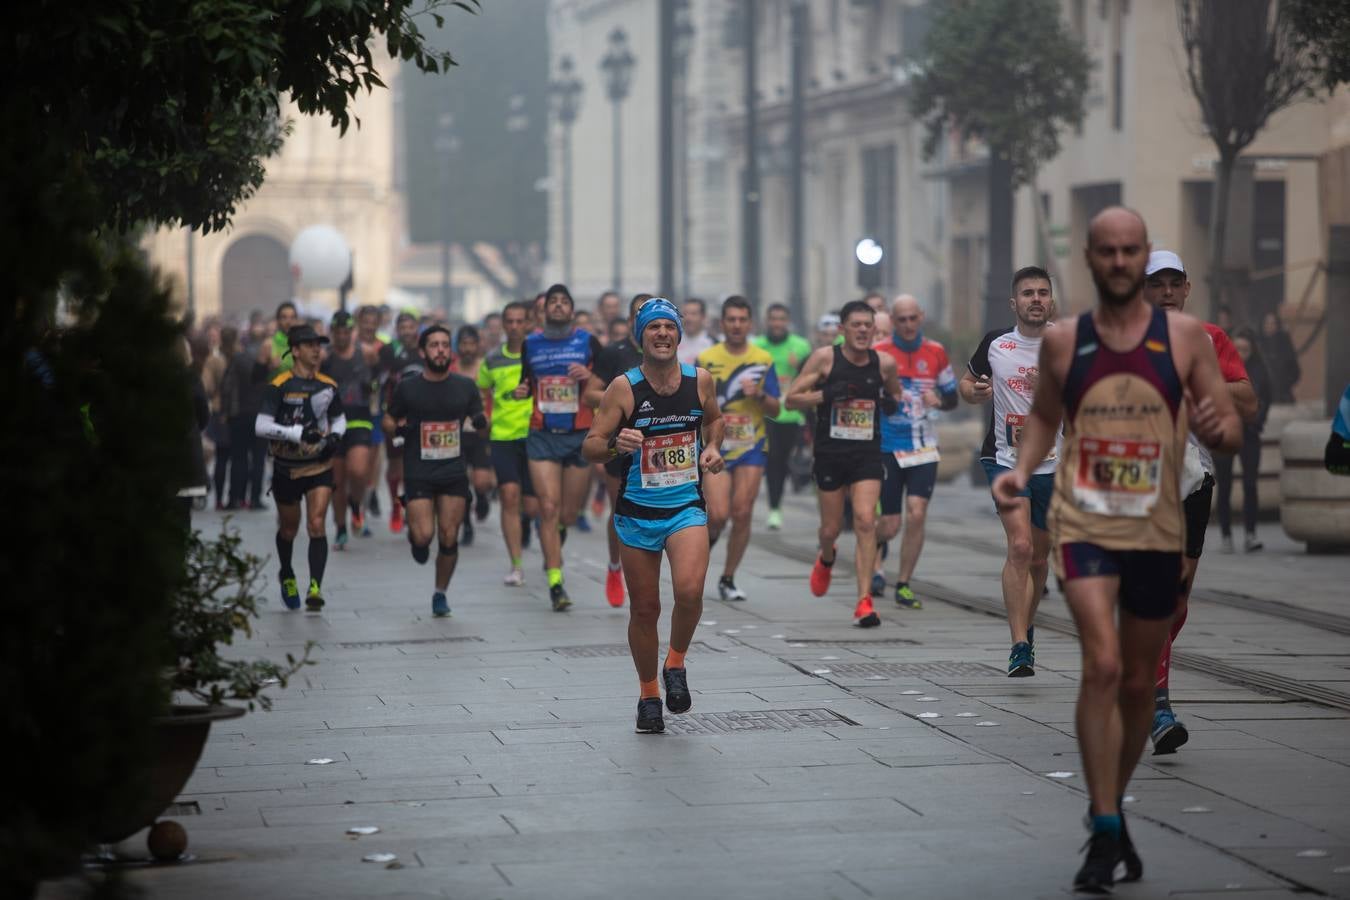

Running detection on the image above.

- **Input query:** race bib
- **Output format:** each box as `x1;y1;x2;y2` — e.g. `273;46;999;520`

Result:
1074;437;1162;517
893;447;940;468
723;413;755;450
1005;413;1056;462
420;421;461;460
537;375;578;414
829;398;875;440
640;430;699;489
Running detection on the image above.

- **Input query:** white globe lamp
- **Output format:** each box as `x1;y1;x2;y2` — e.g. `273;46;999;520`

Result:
289;225;352;290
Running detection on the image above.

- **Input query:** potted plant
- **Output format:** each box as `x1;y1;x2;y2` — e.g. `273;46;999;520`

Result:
94;526;313;851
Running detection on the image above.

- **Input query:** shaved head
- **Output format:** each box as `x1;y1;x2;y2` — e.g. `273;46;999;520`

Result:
891;294;923;341
1085;206;1151;306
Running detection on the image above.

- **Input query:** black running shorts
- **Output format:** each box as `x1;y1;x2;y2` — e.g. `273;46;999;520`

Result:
271;467;335;505
812;453;884;492
1183;473;1215;560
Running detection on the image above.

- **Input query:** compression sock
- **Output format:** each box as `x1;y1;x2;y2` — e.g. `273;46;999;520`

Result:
665;647;687;670
547;567;563;588
1091;814;1122;838
308;536;328;585
276;532;295;577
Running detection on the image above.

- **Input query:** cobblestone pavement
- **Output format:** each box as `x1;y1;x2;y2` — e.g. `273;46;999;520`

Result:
44;475;1350;899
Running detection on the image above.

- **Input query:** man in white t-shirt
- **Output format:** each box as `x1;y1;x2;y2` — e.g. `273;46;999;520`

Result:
676;298;715;366
960;266;1059;677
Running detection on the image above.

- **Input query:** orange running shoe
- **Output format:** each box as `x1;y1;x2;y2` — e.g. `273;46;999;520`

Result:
853;595;880;628
591;496;606;519
605;566;625;607
809;551;835;597
389;501;403;534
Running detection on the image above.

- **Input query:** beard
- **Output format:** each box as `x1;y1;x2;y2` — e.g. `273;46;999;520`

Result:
1091;265;1144;307
425;356;451;374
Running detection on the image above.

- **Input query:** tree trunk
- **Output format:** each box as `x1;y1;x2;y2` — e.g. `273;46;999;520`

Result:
1029;172;1065;307
1208;151;1236;325
984;148;1015;333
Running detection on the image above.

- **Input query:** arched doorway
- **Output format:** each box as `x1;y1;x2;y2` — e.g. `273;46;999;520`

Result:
220;234;292;323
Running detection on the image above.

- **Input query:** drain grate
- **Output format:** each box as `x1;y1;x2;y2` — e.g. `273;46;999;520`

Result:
162;801;201;817
336;636;485;649
553;641;711;659
826;661;1003;679
789;638;919;646
667;707;859;735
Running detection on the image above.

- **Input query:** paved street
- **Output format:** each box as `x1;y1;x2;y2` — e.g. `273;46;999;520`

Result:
49;476;1350;899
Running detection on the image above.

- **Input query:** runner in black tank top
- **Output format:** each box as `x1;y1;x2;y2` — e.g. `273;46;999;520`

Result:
786;301;902;628
582;299;726;735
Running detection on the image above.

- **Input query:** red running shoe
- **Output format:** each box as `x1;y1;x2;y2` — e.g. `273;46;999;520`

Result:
389;502;403;534
809;551;835;597
853;595;880;628
605;566;625;607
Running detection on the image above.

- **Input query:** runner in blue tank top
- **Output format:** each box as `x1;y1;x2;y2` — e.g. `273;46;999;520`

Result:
583;298;725;735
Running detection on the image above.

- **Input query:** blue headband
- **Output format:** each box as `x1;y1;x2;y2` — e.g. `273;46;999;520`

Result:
636;298;683;344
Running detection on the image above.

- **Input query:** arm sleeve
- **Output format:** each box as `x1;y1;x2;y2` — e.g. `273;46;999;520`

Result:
255;413;302;443
967;330;998;378
330;414;347;436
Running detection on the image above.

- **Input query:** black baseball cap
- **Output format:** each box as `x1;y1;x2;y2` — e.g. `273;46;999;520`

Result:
284;324;330;356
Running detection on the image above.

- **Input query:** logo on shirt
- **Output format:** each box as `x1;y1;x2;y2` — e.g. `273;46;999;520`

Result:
998;341;1018;351
917;360;929;372
639;400;654;412
1145;339;1167;353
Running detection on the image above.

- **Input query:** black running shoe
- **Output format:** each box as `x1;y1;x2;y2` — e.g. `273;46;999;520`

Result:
520;516;532;549
663;667;691;713
550;583;572;611
1073;831;1120;894
475;490;490;521
1119;812;1143;883
461;517;475;547
635;697;665;734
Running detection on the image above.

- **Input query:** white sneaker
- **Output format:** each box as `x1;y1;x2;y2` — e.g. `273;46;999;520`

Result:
503;568;525;587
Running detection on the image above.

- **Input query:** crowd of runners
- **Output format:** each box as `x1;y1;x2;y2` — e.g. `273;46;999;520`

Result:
190;204;1315;892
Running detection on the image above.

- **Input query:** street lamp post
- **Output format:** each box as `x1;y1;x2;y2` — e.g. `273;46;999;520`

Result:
601;27;635;293
549;56;584;286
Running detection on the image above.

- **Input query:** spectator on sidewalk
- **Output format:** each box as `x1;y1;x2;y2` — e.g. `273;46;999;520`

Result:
222;327;270;509
204;327;238;508
1215;327;1271;553
1259;310;1300;404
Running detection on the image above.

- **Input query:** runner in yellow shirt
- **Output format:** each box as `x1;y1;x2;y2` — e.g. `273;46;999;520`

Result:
697;296;781;602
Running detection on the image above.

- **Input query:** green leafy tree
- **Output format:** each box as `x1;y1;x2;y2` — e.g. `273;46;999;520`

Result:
1285;0;1350;90
909;0;1090;330
2;3;480;894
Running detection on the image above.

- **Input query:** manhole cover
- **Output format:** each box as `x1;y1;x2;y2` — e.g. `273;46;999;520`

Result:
336;636;485;649
789;638;919;646
553;641;712;658
827;662;1003;678
666;708;858;735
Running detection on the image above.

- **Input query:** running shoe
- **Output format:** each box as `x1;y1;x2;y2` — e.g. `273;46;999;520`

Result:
461;518;475;547
575;515;591;533
475;490;490;522
1119;810;1143;882
766;508;783;530
334;527;348;551
389;502;404;534
853;595;880;628
717;575;747;602
1244;533;1263;552
1151;706;1189;755
1073;830;1120;894
359;520;372;538
1028;625;1036;665
1220;534;1235;553
809;552;834;597
503;568;525;587
351;509;365;534
591;495;605;519
663;667;691;713
280;575;301;611
550;583;572;612
368;493;381;517
869;571;886;598
605;567;625;607
635;697;665;734
1008;642;1035;677
894;583;923;609
304;579;324;613
431;591;450;617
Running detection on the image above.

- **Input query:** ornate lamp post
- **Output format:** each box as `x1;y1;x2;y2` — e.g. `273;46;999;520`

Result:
600;27;636;292
549;55;584;286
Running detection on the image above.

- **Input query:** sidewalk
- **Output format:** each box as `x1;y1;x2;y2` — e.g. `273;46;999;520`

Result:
43;478;1350;899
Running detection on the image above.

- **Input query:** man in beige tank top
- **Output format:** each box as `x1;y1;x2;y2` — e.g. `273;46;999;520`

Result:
994;207;1241;893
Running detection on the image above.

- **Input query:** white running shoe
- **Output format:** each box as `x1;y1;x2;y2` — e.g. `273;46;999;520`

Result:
503;568;525;587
